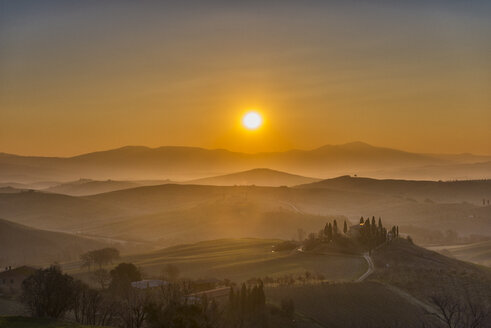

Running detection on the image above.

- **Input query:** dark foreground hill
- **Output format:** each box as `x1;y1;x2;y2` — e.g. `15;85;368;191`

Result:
267;239;491;328
371;238;491;303
0;218;108;267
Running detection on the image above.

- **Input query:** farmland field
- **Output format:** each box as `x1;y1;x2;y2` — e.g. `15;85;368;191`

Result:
266;282;424;328
64;238;367;283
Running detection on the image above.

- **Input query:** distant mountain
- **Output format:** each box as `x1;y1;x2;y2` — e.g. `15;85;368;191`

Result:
2;142;485;183
0;218;107;267
0;187;24;194
43;178;172;196
185;168;320;187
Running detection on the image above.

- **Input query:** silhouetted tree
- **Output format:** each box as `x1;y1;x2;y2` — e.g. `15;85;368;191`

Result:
327;223;333;242
109;263;141;297
161;264;180;281
21;265;76;319
343;220;348;234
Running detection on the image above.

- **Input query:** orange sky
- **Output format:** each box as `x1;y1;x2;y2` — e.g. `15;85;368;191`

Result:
0;1;490;156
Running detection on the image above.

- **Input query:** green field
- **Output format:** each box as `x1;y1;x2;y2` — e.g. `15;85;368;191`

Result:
0;316;106;328
66;238;367;283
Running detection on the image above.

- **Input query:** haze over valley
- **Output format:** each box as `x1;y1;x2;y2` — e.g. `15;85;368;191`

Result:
1;1;490;327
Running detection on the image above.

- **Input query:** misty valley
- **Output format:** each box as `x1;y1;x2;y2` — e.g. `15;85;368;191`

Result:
0;144;490;328
1;1;491;327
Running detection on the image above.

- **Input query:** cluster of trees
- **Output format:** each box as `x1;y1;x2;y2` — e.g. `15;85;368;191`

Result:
422;293;490;328
21;263;294;328
80;247;120;271
358;216;399;251
301;216;401;252
20;263;214;327
322;219;348;243
247;272;325;287
226;283;267;327
21;265;120;326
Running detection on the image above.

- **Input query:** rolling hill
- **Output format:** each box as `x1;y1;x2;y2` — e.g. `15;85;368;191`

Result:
42;178;172;196
65;238;366;283
297;175;491;204
3;142;488;183
427;241;491;267
0;180;489;248
185;168;320;187
0;218;108;267
371;238;491;303
0;190;129;231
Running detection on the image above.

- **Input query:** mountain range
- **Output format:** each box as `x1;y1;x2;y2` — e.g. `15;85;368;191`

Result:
1;142;490;183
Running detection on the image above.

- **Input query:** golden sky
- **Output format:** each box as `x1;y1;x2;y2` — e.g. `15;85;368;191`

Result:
0;1;490;156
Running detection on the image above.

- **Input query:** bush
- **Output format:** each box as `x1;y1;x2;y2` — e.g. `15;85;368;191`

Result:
21;265;77;319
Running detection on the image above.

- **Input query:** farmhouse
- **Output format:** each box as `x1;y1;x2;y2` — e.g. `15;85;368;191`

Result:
0;266;36;295
131;279;168;289
348;223;364;238
186;286;231;304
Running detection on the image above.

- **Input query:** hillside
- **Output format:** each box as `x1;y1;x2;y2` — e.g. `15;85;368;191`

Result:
297;175;491;204
185;168;320;187
43;178;174;196
3;142;486;183
267;282;424;328
427;241;491;267
371;239;491;303
0;190;133;232
0;182;489;247
65;238;366;283
0;218;108;267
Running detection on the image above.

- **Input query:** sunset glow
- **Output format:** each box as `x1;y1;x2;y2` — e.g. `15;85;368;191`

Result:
242;112;263;130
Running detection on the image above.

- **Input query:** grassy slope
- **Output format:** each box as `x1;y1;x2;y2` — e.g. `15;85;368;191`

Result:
297;175;491;204
0;316;106;328
0;218;107;267
266;282;424;328
371;239;491;303
65;239;366;283
427;240;491;266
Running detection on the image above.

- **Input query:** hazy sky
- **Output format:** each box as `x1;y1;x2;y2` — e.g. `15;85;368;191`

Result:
1;0;490;156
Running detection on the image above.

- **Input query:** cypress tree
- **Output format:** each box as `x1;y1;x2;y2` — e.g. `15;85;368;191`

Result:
327;223;333;242
333;220;338;235
258;283;266;308
229;287;235;308
378;217;382;229
343;220;348;234
360;216;364;224
240;283;247;315
324;223;330;240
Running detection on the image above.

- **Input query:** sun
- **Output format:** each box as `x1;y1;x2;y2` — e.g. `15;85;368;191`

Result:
242;111;262;130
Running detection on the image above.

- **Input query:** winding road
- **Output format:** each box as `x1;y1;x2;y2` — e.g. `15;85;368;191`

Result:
356;252;374;282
